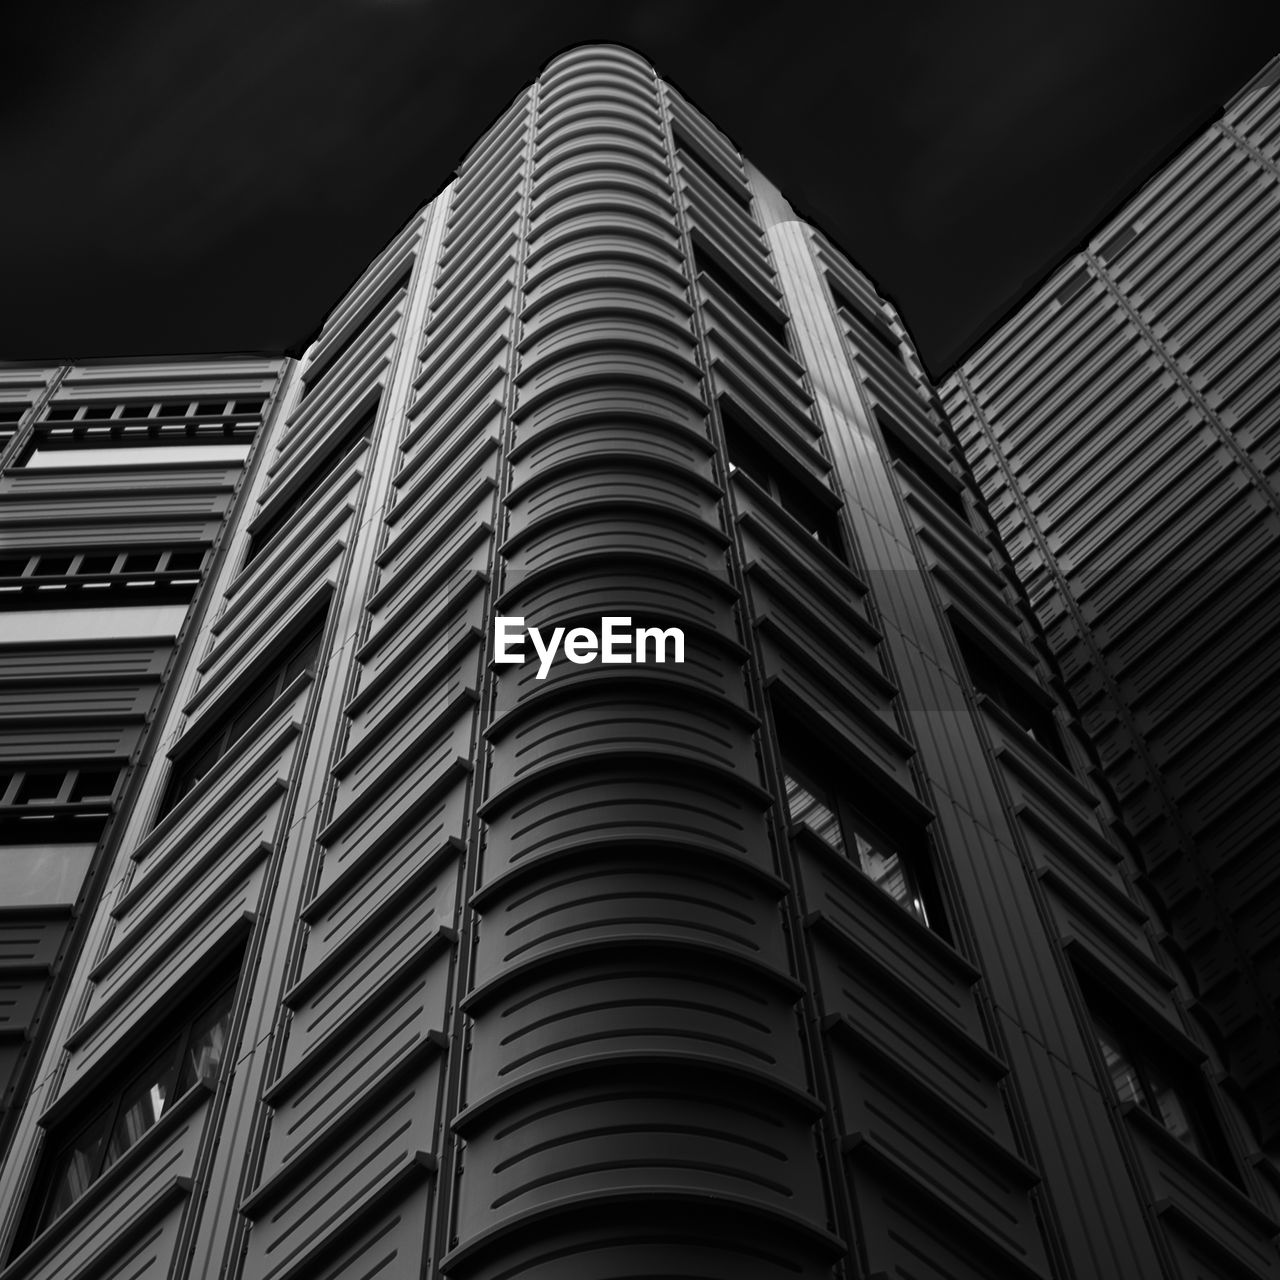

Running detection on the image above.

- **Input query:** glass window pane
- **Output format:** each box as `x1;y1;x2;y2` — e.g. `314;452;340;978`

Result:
42;1107;112;1225
68;767;121;802
15;770;66;804
1152;1086;1201;1153
33;554;74;576
178;988;236;1092
1096;1025;1145;1107
853;830;929;926
226;683;277;742
104;1043;181;1167
165;550;205;573
283;629;324;684
783;772;844;855
77;553;122;575
175;736;225;800
1146;1062;1204;1155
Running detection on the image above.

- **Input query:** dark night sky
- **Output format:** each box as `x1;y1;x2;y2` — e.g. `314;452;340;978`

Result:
3;1;1278;380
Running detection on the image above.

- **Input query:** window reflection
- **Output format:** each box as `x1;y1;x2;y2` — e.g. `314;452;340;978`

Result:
782;766;931;928
19;975;238;1247
1093;1015;1205;1159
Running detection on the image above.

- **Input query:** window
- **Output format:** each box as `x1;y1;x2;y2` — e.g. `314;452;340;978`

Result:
14;967;239;1248
23;397;260;465
673;127;753;209
158;611;326;818
33;398;262;446
692;243;790;350
0;764;123;843
721;400;847;561
300;267;412;399
1095;1018;1201;1149
874;409;969;523
1053;267;1091;308
1083;982;1236;1181
0;547;207;607
38;398;263;426
1097;223;1138;264
0;402;26;450
951;623;1069;766
244;405;376;565
830;285;905;366
776;712;942;932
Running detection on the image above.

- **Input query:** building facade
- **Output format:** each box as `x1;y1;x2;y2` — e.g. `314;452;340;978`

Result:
943;55;1280;1150
0;357;283;1159
0;42;1276;1280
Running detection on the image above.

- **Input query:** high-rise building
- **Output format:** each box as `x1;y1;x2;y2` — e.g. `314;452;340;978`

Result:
943;54;1280;1150
0;42;1276;1280
0;356;283;1155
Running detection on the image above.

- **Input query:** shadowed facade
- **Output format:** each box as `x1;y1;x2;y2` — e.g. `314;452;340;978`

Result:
944;56;1280;1148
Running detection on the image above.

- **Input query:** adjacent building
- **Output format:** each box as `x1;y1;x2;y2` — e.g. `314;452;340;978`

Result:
0;42;1275;1280
943;53;1280;1149
0;357;283;1160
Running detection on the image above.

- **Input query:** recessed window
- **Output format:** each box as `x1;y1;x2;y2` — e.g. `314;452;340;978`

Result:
775;711;943;933
829;284;905;366
14;965;240;1248
875;409;969;523
1097;224;1139;264
692;243;789;350
166;550;206;574
123;551;161;574
1097;1020;1201;1148
301;268;412;399
14;771;65;804
244;405;376;565
0;403;27;447
77;553;122;575
158;611;327;818
721;399;847;561
67;769;120;802
1053;267;1091;308
673;126;753;210
1083;980;1237;1182
951;623;1069;766
30;400;264;461
41;400;265;425
0;547;208;608
32;555;73;577
0;764;122;844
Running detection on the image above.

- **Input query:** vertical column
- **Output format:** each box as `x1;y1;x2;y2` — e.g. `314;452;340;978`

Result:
443;45;840;1280
191;207;449;1280
750;175;1170;1279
